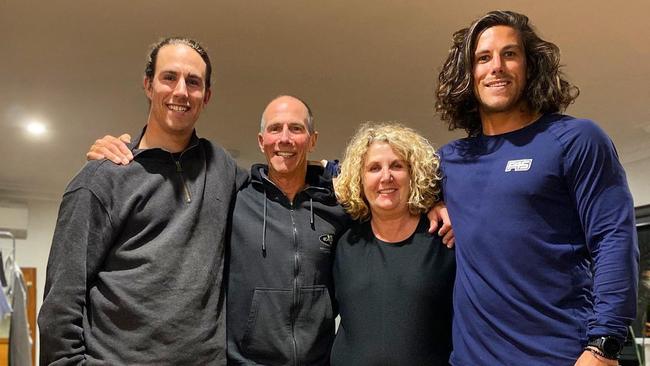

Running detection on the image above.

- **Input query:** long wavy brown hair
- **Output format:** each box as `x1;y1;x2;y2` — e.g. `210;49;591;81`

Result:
435;10;579;137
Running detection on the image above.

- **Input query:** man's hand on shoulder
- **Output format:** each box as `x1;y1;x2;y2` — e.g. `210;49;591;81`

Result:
86;134;133;165
427;201;455;248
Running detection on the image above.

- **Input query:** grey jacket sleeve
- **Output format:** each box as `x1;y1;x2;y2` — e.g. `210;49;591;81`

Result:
38;187;115;365
235;164;251;191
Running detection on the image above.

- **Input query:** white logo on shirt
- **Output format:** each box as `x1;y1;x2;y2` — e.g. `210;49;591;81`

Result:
505;159;533;172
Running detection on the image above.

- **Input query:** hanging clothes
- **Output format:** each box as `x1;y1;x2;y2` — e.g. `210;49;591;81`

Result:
0;287;11;318
0;251;11;318
3;255;16;319
0;252;8;287
9;268;31;366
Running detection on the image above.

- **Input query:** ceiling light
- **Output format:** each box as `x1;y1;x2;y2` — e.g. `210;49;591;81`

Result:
26;120;47;135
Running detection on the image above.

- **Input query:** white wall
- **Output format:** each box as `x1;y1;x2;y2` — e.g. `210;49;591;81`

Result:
16;198;60;310
624;159;650;207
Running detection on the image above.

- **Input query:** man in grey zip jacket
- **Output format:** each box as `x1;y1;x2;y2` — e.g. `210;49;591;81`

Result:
226;95;350;365
38;38;240;365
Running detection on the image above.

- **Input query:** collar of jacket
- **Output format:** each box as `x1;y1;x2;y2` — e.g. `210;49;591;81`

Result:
249;163;335;204
128;125;201;160
249;163;336;255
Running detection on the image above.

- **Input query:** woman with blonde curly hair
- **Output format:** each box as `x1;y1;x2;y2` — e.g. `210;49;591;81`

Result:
331;123;455;366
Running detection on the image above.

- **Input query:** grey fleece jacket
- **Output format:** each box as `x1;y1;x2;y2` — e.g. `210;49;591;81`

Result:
38;130;239;366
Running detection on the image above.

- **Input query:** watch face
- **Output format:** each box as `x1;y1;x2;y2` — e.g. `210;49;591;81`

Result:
602;337;622;355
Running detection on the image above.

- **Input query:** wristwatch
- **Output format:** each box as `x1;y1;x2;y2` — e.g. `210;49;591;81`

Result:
587;336;623;360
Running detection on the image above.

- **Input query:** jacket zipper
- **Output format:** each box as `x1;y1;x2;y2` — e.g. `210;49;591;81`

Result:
174;159;192;203
256;174;331;364
289;201;299;366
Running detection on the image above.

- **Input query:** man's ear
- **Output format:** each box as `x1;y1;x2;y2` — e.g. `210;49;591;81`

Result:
257;133;265;153
309;131;319;152
143;77;153;100
203;88;212;105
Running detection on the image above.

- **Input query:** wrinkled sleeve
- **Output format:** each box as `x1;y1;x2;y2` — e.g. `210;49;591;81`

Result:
563;121;639;340
38;187;114;365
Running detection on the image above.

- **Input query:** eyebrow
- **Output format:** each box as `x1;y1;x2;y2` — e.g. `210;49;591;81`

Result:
159;70;204;80
474;43;522;55
186;73;203;80
364;158;406;165
268;121;305;126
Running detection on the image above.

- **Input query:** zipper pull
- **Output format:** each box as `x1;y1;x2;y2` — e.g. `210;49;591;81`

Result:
175;160;192;203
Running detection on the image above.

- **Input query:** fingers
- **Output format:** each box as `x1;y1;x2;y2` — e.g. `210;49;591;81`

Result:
97;135;130;165
441;228;455;248
428;220;439;234
89;142;124;165
427;202;455;248
427;204;442;234
86;151;106;162
446;237;456;248
437;220;451;235
118;133;132;144
87;135;133;165
430;220;455;248
116;134;134;161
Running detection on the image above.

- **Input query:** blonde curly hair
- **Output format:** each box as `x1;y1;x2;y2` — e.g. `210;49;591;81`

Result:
335;122;441;221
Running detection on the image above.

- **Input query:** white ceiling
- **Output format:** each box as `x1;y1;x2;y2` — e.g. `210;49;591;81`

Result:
2;0;650;204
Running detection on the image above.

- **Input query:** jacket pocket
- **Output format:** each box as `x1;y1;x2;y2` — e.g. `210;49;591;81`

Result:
241;288;293;365
294;286;335;365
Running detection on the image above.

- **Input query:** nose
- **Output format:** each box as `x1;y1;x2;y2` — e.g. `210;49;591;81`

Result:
279;125;291;143
379;167;393;183
173;77;189;98
490;54;504;74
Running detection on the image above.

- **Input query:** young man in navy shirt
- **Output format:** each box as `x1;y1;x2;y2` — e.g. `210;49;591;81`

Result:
436;10;638;366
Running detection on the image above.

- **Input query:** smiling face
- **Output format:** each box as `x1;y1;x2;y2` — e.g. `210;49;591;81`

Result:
362;142;411;218
144;43;211;138
258;96;317;182
472;25;527;118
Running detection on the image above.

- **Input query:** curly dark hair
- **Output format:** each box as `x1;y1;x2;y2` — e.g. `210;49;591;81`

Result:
145;37;212;91
435;10;579;137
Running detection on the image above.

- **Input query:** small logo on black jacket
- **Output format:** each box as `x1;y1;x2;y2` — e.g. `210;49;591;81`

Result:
319;234;334;252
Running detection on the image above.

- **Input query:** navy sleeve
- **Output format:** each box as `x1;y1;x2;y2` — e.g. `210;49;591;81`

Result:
325;160;340;178
38;187;115;365
561;120;639;340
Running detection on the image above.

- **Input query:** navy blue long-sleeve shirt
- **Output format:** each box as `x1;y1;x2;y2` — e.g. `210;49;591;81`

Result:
441;114;638;366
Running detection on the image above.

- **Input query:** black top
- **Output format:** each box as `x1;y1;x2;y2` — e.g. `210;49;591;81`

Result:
331;215;455;366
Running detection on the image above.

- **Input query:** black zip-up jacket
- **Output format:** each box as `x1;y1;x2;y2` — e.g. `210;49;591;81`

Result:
226;164;350;366
39;129;239;365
